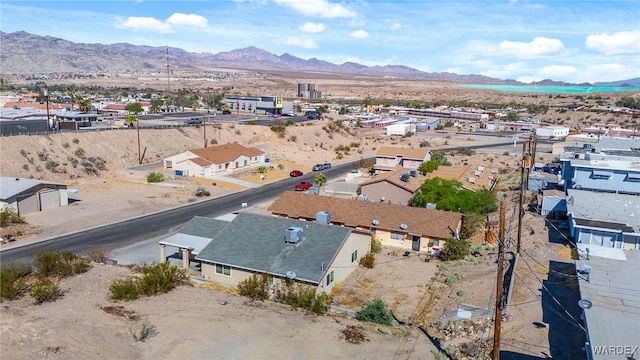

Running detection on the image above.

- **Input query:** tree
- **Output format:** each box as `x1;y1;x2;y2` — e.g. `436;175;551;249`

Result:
125;114;137;128
355;298;393;325
505;112;519;122
439;238;470;261
314;173;327;187
125;102;143;114
149;99;164;113
411;177;497;214
430;151;451;166
419;160;439;175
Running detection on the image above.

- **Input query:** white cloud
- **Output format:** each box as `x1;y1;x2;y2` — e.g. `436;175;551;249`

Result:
583;63;639;83
498;37;566;58
166;13;208;28
273;0;357;18
390;22;401;30
114;13;208;33
480;62;530;79
114;16;172;33
536;65;578;79
585;30;640;55
299;22;324;33
283;37;318;49
349;29;368;39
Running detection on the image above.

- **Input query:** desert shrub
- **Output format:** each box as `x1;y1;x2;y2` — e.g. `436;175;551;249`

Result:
359;253;375;268
460;213;484;240
30;278;62;304
137;262;186;296
440;239;470;262
457;290;466;296
445;273;464;286
341;325;368;344
457;147;475;156
72;138;80;144
85;246;109;263
288;135;297;142
502;151;510;156
419;140;431;148
355;298;393;325
203;190;211;196
1;206;26;226
110;279;140;301
210;139;218;145
45;160;60;172
74;147;85;158
256;166;267;173
237;273;270;300
273;281;331;315
246;120;256;125
132;321;157;342
62;142;70;148
0;262;32;301
34;249;90;278
37;150;49;162
370;236;382;253
146;172;164;183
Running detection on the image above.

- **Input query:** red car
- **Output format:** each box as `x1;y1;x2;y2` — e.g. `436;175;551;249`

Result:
294;181;313;191
289;170;303;177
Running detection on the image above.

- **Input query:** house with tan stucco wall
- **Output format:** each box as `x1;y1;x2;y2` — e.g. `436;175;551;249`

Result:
374;146;431;173
163;142;264;176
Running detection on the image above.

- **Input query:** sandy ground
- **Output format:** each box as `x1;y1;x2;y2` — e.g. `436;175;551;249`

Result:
1;109;583;359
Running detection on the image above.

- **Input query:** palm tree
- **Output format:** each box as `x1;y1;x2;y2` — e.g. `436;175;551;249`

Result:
314;173;327;187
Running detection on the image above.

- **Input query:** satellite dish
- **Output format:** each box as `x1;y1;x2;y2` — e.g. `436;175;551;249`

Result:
578;299;592;309
372;219;380;226
581;264;592;274
400;223;408;230
285;271;297;280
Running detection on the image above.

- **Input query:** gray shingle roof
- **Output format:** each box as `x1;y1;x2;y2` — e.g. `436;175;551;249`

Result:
0;177;66;200
195;213;353;284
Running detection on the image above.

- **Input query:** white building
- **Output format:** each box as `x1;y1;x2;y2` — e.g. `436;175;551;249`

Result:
386;123;416;136
536;126;570;138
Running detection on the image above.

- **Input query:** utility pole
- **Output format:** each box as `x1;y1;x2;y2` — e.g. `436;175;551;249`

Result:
516;140;526;254
204;113;207;148
493;201;506;360
43;88;51;134
137;117;141;164
166;46;170;94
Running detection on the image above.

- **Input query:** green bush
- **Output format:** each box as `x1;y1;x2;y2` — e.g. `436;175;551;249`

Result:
110;262;185;301
85;246;109;264
30;278;62;304
0;262;32;301
0;206;25;227
110;279;140;301
146;172;164;183
132;321;157;342
370;236;382;253
34;250;90;278
238;273;271;300
272;281;331;315
440;239;471;261
445;273;464;286
355;298;393;325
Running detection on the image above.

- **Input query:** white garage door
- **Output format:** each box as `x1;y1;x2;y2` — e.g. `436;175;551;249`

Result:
40;189;60;211
17;194;38;214
203;166;212;176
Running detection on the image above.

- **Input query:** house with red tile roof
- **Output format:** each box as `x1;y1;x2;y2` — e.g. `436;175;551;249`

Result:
268;191;462;254
163;142;265;176
374;146;431;173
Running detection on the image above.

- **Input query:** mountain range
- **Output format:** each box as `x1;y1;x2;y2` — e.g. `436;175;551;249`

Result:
1;31;638;87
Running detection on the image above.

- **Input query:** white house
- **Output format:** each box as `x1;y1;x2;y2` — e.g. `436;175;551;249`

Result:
163;142;265;177
536;126;569;138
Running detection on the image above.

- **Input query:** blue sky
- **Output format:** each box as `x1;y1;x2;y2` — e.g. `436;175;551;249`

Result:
1;0;639;83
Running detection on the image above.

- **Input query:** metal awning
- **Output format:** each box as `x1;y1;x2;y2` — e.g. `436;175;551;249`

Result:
592;170;613;177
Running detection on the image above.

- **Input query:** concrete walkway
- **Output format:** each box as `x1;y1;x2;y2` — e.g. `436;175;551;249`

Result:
204;174;261;188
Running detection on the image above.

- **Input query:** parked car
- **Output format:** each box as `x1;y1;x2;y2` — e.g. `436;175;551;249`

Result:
312;164;324;171
185;118;202;125
289;170;303;177
322;162;332;170
222;109;231;114
294;181;313;191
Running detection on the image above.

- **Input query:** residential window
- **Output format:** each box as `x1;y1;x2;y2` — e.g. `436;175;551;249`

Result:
267;274;274;285
326;270;334;286
215;264;231;276
235;161;239;168
218;164;223;169
351;250;358;262
390;232;405;240
433;238;440;246
626;173;640;182
592;170;612;179
244;159;248;166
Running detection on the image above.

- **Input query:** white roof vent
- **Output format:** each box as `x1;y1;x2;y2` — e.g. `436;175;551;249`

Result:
285;271;297;280
372;219;380;226
400;223;408;230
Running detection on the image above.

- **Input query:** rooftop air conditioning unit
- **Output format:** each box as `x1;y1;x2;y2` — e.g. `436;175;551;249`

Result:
284;227;304;244
316;211;331;225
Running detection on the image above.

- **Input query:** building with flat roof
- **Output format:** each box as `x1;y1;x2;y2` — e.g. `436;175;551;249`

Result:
575;250;640;360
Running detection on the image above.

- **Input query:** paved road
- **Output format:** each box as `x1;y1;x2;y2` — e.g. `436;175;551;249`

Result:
0;139;532;263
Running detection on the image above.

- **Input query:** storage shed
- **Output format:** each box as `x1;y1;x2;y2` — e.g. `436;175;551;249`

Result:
0;177;68;215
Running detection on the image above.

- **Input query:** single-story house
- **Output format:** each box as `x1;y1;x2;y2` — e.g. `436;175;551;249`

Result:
163;213;370;294
163;142;265;176
0;177;68;215
268;191;463;253
567;189;640;250
359;167;426;205
374;146;431;173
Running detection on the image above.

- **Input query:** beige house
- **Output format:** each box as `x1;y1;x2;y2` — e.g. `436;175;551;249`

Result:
165;213;371;294
268;192;463;254
359;167;426;205
163;142;265;176
374;146;431;173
